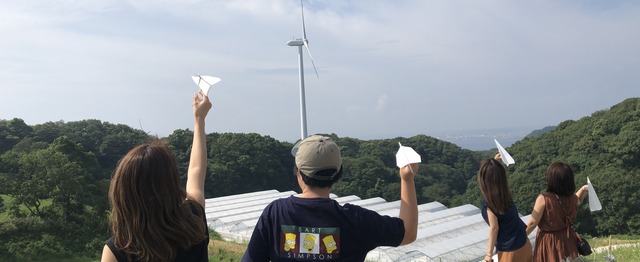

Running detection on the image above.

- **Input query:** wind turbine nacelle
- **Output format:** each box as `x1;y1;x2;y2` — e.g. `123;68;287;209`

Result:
287;39;305;46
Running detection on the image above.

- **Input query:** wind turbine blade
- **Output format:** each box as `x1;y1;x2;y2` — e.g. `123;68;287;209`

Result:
301;0;307;40
299;0;318;78
303;42;319;78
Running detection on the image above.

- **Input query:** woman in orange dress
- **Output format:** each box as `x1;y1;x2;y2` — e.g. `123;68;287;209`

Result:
525;162;588;262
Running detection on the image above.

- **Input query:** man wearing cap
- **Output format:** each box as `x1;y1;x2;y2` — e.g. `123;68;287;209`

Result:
242;135;419;262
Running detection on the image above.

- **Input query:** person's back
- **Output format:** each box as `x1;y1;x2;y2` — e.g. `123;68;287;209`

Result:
533;192;579;261
104;201;210;262
101;90;212;262
477;157;532;262
249;196;405;261
242;135;419;262
480;202;528;251
526;161;589;262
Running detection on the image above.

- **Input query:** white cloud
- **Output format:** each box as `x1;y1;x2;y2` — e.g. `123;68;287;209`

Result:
375;94;388;112
1;1;639;142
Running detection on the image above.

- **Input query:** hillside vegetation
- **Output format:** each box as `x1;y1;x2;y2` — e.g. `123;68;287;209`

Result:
1;98;638;260
462;98;640;236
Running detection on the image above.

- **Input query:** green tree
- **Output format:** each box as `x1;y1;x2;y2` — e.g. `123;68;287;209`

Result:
0;118;34;154
0;136;107;259
205;133;296;197
333;156;395;199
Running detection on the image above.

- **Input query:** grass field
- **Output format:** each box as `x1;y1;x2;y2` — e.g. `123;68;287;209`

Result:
9;236;639;261
208;240;246;262
204;236;640;262
583;235;640;261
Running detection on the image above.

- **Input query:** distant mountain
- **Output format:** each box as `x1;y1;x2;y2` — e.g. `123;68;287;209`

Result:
430;127;533;151
525;125;556;138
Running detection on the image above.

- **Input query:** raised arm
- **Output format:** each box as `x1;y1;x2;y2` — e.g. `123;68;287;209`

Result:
526;194;545;235
575;184;588;205
493;153;502;161
186;90;212;207
399;163;419;245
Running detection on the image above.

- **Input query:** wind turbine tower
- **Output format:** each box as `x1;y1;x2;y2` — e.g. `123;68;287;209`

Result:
287;0;319;140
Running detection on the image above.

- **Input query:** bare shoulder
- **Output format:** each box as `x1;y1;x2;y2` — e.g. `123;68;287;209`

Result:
534;194;546;208
101;244;117;262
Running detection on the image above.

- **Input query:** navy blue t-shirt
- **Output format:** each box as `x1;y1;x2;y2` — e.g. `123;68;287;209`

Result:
481;201;528;252
242;196;405;261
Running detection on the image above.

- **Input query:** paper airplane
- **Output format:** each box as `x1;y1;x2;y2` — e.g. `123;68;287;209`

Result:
396;143;421;173
494;139;515;166
587;177;602;212
191;74;221;96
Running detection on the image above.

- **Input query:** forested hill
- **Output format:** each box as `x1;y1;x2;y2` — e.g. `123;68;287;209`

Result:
1;98;639;259
463;97;640;236
0;119;483;259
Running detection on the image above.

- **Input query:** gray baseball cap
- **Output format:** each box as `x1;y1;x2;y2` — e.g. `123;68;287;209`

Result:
291;135;342;180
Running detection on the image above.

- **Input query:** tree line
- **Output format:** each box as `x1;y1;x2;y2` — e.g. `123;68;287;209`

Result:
1;97;639;259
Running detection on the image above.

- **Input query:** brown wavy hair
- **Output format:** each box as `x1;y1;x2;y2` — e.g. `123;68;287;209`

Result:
109;140;206;261
477;158;513;214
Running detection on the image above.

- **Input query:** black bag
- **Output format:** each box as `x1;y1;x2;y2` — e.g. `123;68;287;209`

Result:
576;236;592;256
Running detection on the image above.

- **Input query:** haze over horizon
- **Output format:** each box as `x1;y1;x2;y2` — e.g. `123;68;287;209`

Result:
1;0;639;144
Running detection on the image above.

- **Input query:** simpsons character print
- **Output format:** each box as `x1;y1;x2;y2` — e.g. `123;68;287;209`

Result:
280;225;340;260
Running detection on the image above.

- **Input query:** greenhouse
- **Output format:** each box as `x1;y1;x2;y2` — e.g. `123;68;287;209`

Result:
204;189;537;261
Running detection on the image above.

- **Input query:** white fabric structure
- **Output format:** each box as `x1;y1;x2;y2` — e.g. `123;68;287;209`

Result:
204;190;537;261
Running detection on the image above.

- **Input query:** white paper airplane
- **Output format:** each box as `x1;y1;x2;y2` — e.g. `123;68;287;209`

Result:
396;143;421;173
494;139;515;166
191;74;221;96
587;177;602;212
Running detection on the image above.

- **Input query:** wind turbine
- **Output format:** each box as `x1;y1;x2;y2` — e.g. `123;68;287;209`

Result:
287;0;319;140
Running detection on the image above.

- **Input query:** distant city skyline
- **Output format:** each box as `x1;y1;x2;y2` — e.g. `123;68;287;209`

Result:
1;1;638;143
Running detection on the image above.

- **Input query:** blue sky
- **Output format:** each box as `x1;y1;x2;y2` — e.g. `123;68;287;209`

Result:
1;0;639;143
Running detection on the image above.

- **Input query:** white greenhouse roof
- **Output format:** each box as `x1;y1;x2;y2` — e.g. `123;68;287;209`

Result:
205;190;537;262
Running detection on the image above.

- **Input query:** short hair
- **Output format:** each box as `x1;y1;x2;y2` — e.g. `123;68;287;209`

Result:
477;158;513;214
545;161;576;197
294;165;343;188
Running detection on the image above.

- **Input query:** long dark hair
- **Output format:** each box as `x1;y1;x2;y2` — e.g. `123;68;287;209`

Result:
477;158;513;214
108;140;206;261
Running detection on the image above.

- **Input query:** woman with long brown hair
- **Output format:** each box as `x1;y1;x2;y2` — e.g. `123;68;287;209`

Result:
478;155;532;262
526;162;588;261
101;90;212;262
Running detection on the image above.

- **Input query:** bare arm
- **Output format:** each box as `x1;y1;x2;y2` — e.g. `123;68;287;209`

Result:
526;195;545;235
493;153;501;161
399;163;419;245
485;208;498;262
575;184;588;205
186;90;212;207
